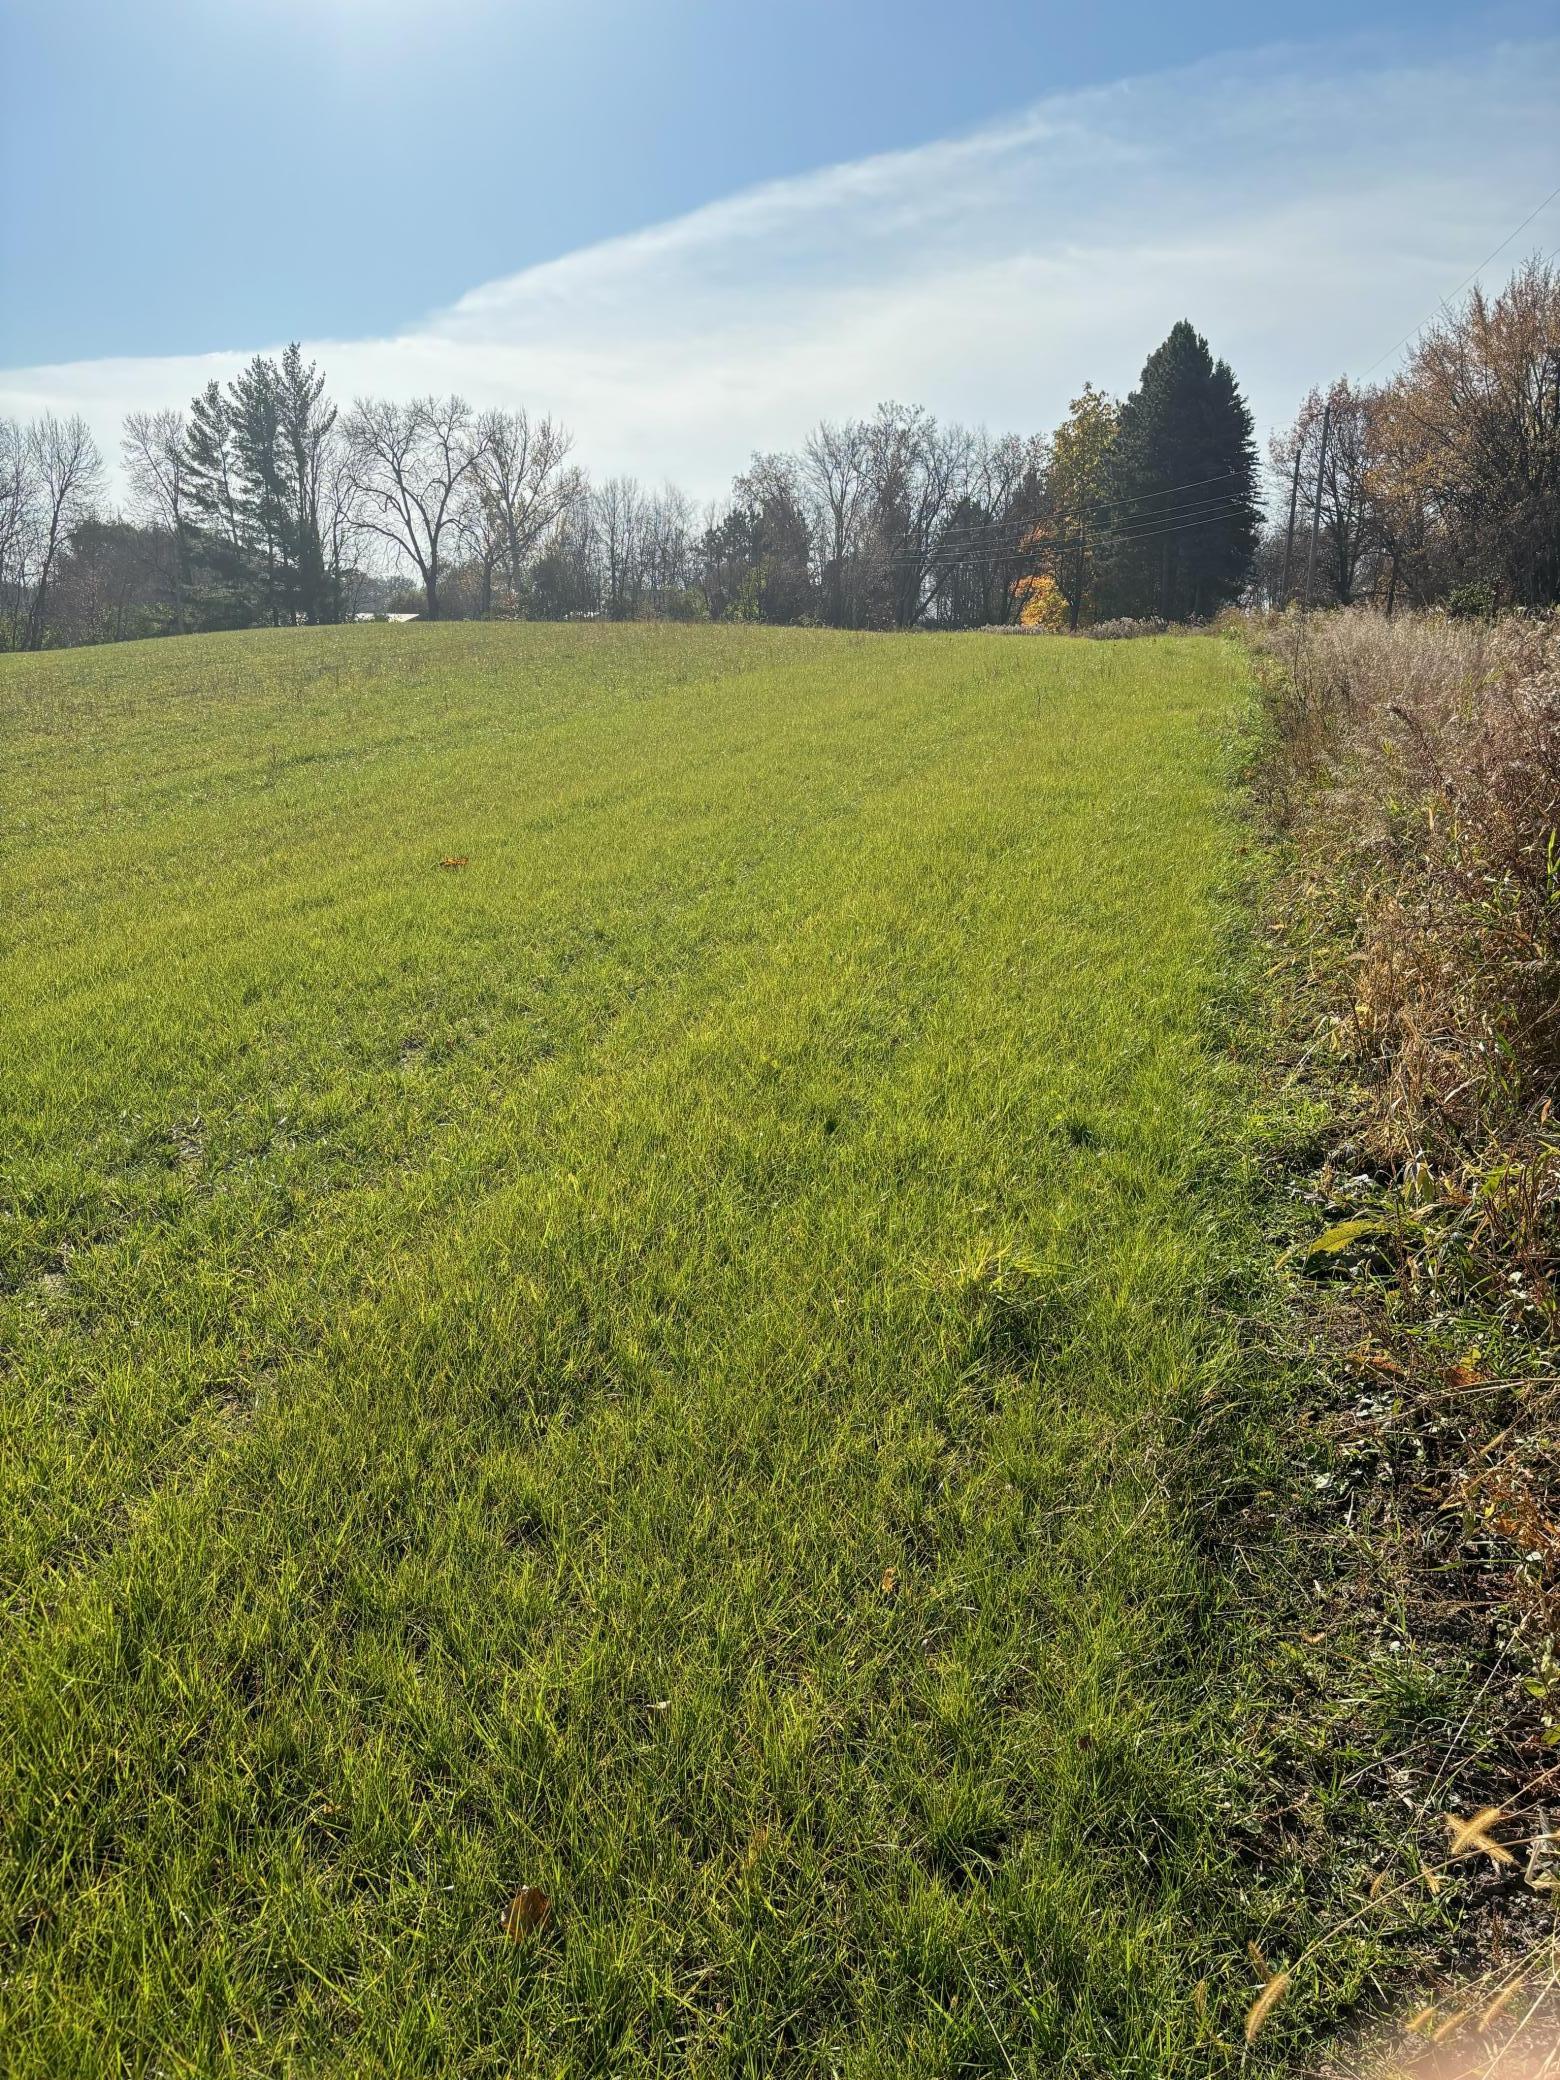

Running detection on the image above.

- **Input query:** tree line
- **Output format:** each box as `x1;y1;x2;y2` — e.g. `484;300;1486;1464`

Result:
1263;259;1559;614
2;258;1554;651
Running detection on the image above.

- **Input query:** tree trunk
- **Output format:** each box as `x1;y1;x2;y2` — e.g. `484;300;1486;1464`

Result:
172;524;187;637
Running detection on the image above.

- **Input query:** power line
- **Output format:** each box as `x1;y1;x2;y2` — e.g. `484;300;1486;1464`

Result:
838;192;1560;602
912;468;1284;558
1105;463;1282;511
1355;179;1560;382
1036;501;1255;555
936;482;1270;549
891;507;1251;571
897;188;1560;616
960;185;1560;581
890;495;1261;572
921;487;1265;560
873;454;1289;563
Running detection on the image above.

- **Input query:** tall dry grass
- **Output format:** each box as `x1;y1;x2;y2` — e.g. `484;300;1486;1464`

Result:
1246;606;1560;1330
1235;609;1560;2068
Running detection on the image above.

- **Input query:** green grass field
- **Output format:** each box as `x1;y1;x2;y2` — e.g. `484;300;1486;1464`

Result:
2;623;1272;2075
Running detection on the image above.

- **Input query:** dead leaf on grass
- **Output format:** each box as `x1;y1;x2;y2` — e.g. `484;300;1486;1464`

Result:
1446;1355;1486;1390
502;1886;552;1941
1350;1345;1408;1378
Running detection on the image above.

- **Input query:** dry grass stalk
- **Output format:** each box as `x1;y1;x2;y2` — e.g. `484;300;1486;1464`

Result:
1246;1969;1292;2043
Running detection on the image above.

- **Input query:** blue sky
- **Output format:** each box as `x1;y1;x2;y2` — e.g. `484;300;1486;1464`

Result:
4;0;1553;366
3;0;1557;499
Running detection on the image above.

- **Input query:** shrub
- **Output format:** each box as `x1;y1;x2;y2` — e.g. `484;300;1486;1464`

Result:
1444;580;1497;620
1083;616;1169;640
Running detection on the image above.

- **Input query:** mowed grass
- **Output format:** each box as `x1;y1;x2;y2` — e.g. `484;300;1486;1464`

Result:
3;622;1263;2076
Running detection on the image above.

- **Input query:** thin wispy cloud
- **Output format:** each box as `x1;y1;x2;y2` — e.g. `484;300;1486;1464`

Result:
5;35;1556;501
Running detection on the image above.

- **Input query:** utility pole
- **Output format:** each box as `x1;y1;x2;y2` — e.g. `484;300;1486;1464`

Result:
1069;514;1086;632
1278;444;1303;607
1302;400;1332;613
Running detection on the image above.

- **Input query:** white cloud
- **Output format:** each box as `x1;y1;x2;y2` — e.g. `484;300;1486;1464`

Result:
5;34;1557;503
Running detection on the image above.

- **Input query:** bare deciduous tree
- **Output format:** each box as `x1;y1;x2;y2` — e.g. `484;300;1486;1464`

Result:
0;417;38;647
641;482;699;607
800;417;872;627
1270;381;1382;607
593;475;646;619
320;440;369;622
17;415;104;651
864;402;967;627
472;410;584;610
344;395;488;620
122;409;191;634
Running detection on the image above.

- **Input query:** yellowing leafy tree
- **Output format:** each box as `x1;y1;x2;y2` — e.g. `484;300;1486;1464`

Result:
1008;387;1119;625
1013;567;1068;630
1050;384;1119;527
1377;258;1560;607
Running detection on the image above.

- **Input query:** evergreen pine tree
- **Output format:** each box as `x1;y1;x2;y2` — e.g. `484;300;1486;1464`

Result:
230;356;292;626
277;344;337;625
181;380;252;627
1101;322;1259;621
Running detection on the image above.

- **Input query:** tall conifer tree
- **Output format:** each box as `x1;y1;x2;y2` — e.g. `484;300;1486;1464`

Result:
230;357;291;626
180;380;252;626
1102;322;1259;620
277;345;337;625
